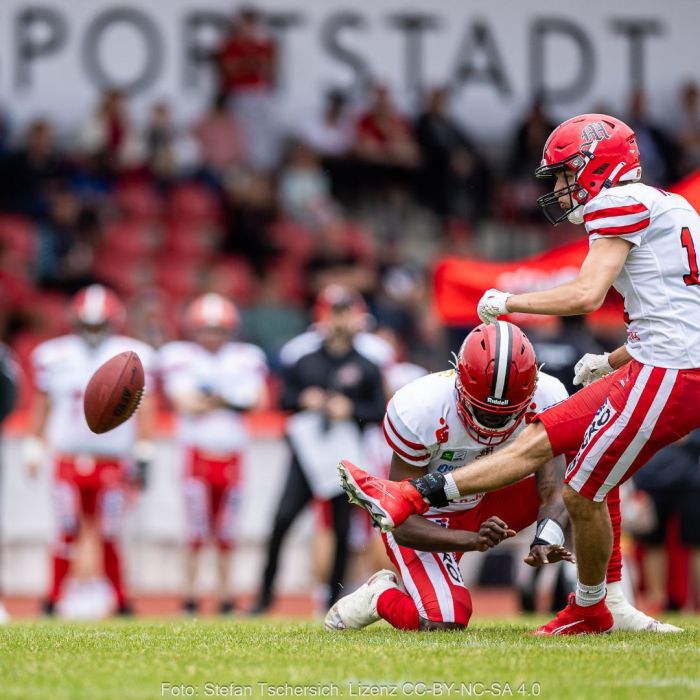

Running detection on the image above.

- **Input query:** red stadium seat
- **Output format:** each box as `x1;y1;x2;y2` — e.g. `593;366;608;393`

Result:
205;255;258;305
114;183;162;222
167;183;221;224
0;214;36;263
100;220;162;258
93;252;157;298
155;256;204;301
269;218;315;262
164;220;219;260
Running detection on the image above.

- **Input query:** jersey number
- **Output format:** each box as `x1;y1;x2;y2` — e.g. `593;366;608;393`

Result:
681;227;700;286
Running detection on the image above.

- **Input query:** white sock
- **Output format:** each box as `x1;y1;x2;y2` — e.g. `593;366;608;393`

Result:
575;580;606;607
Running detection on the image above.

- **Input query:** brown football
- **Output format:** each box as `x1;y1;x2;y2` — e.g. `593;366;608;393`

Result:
83;351;145;434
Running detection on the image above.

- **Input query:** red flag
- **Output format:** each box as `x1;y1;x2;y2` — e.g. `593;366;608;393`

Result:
433;239;623;327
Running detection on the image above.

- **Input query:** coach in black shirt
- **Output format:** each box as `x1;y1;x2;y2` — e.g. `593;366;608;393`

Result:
251;286;386;614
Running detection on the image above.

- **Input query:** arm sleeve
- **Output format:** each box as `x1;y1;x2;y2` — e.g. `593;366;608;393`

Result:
584;191;650;247
382;392;433;467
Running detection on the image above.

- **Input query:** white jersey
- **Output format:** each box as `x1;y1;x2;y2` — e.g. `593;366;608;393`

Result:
32;334;156;456
583;182;700;368
383;370;568;515
160;340;268;453
279;329;396;370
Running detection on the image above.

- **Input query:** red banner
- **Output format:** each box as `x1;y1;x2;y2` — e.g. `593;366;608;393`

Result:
433;239;624;327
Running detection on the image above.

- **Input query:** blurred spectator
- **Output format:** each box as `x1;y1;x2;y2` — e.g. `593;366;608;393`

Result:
79;89;143;178
0;343;18;623
278;141;340;230
633;430;700;612
504;98;555;222
304;222;378;300
626;88;680;186
677;82;700;176
415;87;491;222
250;285;386;614
0;119;67;218
222;171;277;273
143;101;179;185
300;90;354;158
191;93;247;188
216;5;279;172
36;188;98;293
353;84;420;171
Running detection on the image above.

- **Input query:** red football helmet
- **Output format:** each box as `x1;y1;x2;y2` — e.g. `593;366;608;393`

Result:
535;113;642;225
69;285;125;344
454;322;538;445
185;293;239;332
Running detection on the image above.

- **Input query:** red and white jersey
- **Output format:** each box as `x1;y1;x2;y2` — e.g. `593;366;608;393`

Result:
160;341;267;453
383;369;568;515
583;182;700;369
32;334;156;456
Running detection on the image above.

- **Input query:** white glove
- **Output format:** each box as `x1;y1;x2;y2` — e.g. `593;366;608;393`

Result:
573;352;613;387
477;289;511;325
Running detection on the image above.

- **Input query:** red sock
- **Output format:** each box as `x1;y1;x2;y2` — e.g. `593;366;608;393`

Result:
376;588;420;631
49;535;74;603
606;487;623;584
103;541;126;606
49;556;70;603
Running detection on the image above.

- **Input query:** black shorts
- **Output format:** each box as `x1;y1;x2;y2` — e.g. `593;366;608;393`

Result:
636;485;700;547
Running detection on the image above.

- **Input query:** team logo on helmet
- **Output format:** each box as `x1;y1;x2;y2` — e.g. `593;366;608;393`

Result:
581;122;610;143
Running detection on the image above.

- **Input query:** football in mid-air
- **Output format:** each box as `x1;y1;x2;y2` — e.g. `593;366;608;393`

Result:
83;351;144;434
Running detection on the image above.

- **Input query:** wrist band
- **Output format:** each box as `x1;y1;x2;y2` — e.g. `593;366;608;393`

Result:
531;518;565;547
409;473;449;508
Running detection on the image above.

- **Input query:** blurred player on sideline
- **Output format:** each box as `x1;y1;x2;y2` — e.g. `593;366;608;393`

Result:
160;294;268;615
279;286;396;609
25;285;156;616
251;285;385;614
327;323;672;632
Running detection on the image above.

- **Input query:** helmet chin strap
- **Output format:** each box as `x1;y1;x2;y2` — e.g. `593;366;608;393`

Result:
568;158;627;225
602;161;627;190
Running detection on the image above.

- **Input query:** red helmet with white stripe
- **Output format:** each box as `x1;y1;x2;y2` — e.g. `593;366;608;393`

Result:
535;114;641;225
69;285;125;344
455;322;538;446
185;293;239;332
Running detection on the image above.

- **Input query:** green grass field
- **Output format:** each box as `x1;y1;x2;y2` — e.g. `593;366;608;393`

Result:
1;616;699;700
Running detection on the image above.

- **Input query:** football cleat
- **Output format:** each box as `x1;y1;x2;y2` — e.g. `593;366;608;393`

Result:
324;570;399;631
534;593;614;635
606;582;683;633
338;460;427;531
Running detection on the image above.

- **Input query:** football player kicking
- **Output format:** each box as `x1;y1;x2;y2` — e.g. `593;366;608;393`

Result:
326;322;676;633
339;114;699;634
